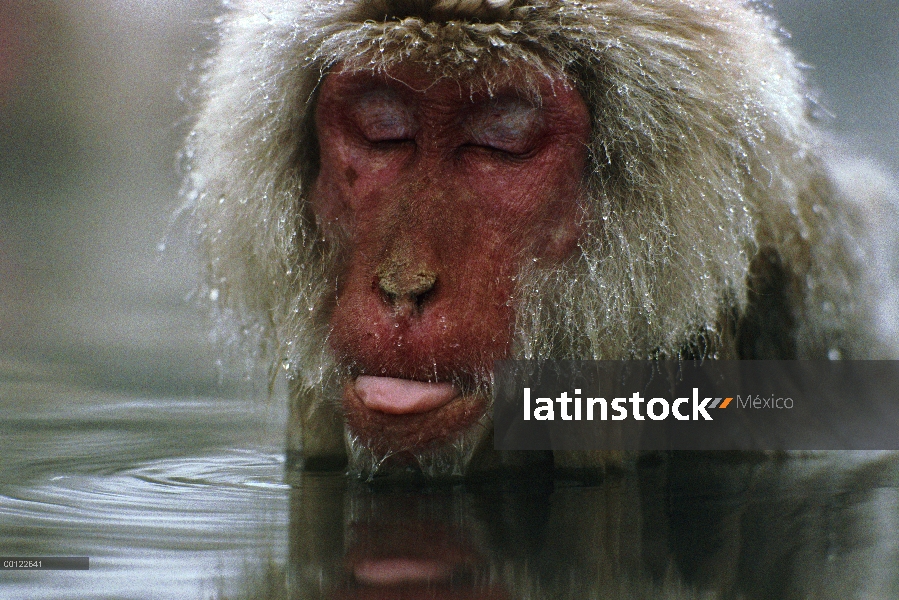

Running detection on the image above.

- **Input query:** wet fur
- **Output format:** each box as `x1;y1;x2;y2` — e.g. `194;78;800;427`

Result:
188;0;898;476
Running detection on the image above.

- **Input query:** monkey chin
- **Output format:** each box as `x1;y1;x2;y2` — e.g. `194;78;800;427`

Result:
342;377;490;478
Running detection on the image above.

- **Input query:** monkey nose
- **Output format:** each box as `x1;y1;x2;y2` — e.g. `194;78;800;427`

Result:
376;268;437;315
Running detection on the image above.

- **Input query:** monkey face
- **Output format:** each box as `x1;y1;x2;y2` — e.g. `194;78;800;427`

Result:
309;64;591;456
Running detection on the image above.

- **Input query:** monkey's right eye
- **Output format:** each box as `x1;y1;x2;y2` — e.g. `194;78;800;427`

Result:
351;90;418;145
466;97;542;157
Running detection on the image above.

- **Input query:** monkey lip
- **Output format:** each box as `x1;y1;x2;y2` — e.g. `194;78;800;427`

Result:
343;375;486;453
353;375;460;415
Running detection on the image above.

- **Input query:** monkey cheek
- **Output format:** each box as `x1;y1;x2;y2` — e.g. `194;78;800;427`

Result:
542;222;582;261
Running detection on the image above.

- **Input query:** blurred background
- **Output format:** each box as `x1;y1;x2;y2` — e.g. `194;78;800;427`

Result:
0;0;223;395
0;0;897;397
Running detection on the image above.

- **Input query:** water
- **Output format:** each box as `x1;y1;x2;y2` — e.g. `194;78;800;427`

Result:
0;364;289;599
2;362;898;599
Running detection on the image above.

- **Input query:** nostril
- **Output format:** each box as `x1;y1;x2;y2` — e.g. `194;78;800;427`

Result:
377;268;437;312
413;280;435;310
408;270;437;298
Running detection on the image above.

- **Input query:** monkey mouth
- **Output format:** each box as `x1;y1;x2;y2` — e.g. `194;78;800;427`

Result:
353;375;460;414
343;376;487;454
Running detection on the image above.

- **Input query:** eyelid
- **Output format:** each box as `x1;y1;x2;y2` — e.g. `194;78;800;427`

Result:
351;90;417;142
467;98;542;155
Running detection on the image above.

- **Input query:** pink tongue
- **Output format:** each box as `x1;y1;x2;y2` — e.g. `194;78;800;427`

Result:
355;376;459;415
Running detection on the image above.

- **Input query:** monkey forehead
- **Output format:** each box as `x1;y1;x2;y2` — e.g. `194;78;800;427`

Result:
317;63;588;128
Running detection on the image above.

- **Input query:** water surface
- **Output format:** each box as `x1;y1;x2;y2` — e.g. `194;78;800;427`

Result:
0;361;289;599
2;361;898;599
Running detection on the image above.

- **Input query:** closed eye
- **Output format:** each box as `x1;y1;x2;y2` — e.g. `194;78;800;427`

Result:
466;97;542;156
461;142;536;161
351;89;418;144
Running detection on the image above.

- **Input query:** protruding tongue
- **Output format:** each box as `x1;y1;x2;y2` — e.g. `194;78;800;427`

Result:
355;376;459;415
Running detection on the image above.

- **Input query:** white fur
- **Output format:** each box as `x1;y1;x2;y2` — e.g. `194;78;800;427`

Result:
188;0;898;476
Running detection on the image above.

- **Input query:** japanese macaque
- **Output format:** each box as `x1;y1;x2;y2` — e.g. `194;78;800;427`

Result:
187;0;898;477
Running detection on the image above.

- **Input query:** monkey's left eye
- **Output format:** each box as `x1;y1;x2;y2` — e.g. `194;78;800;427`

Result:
466;98;542;156
351;90;418;144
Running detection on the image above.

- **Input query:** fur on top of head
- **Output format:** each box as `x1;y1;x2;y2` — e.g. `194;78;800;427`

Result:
189;0;839;367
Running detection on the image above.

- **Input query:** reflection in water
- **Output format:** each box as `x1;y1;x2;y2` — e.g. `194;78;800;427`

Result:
1;368;897;599
286;453;899;600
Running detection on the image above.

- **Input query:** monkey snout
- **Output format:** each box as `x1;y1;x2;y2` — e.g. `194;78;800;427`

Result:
376;267;438;314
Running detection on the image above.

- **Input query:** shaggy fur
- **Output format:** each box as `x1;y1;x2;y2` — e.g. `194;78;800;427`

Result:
187;0;897;476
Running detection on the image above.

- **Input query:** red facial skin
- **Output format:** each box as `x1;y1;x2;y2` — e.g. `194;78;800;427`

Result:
310;64;591;453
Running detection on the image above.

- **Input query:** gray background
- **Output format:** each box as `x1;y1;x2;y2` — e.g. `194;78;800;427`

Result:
0;1;896;395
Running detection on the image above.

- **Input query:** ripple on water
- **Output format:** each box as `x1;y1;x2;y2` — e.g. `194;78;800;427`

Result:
0;387;292;600
2;448;289;538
